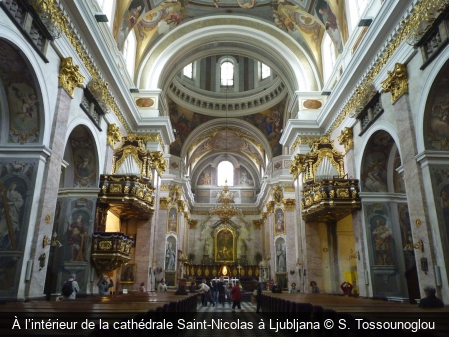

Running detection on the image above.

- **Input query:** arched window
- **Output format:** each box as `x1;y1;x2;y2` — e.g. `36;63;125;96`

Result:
183;63;193;78
124;30;136;78
217;161;234;186
322;32;336;83
261;63;270;80
347;0;368;32
221;60;234;87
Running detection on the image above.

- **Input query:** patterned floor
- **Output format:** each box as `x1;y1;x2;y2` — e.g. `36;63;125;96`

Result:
178;302;288;337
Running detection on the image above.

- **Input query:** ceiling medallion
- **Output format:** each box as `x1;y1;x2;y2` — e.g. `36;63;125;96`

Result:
209;180;242;222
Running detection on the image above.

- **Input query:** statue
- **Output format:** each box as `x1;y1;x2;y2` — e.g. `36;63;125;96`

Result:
277;243;286;272
241;240;247;256
165;242;176;270
203;238;210;255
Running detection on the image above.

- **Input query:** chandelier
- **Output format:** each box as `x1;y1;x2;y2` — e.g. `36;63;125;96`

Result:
209;180;242;222
209;78;242;222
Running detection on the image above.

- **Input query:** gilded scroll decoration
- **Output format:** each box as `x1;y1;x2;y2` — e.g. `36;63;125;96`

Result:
337;127;354;153
58;57;84;97
107;124;122;148
381;63;409;104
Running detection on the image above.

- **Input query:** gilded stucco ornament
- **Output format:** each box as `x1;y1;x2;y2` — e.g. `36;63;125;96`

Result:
58;57;84;97
252;219;262;230
160;197;169;209
381;63;408;104
188;219;198;229
337;127;354;153
289;153;306;180
107;124;122;148
87;78;112;111
150;151;167;176
324;0;449;138
283;199;296;211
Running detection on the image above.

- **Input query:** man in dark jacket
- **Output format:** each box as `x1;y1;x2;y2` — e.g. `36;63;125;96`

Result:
419;286;445;308
256;282;263;313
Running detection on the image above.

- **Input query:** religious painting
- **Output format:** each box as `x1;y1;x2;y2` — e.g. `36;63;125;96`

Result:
66;210;90;262
274;208;285;235
198;167;212;185
0;40;41;144
424;62;449;150
370;215;394;266
167;207;178;234
361;131;395;192
120;264;136;284
169;101;215;156
242;99;285;157
69;126;97;188
215;228;236;263
116;0;147;50
238;167;254;186
315;0;343;53
165;237;177;271
0;177;28;251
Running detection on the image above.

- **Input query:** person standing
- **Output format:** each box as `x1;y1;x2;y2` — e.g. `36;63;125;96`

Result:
310;281;320;294
63;274;79;300
256;282;263;313
139;282;146;292
231;281;244;312
289;282;298;293
158;279;167;293
97;275;114;295
217;277;225;306
198;279;211;307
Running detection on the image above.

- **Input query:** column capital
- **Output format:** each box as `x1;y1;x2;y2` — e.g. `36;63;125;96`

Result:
107;124;122;149
381;63;408;104
58;57;84;97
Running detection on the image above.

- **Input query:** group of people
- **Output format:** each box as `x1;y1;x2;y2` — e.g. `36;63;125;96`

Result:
270;281;321;294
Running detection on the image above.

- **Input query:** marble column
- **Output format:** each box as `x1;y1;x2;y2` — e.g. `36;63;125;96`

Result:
345;146;369;296
391;93;437;294
135;219;152;291
25;88;73;298
285;208;298;288
303;221;323;293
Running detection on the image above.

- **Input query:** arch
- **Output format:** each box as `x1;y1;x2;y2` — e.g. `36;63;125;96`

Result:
0;27;52;147
0;38;45;146
62;123;101;188
416;44;449;154
137;16;320;94
217;161;234;187
356;121;401;181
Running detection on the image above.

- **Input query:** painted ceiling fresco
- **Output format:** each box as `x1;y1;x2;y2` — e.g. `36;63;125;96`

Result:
113;0;348;72
168;96;286;160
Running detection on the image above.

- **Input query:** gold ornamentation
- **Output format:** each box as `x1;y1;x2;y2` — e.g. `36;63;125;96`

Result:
129;133;164;148
326;0;449;136
272;185;283;204
188;219;198;229
253;219;262;229
352;190;358;198
321;191;327;198
58;57;84;97
323;247;329;252
209;182;242;222
107;124;122;149
177;200;186;213
266;200;275;214
262;212;267;221
381;63;408;104
416;219;421;227
284;185;295;192
45;214;51;223
289;153;306;180
329;190;335;198
161;185;169;191
99;241;112;250
160;197;169;209
110;184;122;193
87;78;111;111
337;127;354;153
150;151;167;176
336;189;350;198
283;198;296;211
290;135;321;154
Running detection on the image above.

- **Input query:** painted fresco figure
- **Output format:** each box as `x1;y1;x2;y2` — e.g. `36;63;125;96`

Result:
315;0;343;53
0;182;23;250
372;219;393;265
67;214;88;261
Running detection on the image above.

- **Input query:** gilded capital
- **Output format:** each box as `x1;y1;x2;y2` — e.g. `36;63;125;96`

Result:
283;198;296;211
59;57;84;97
252;219;262;230
381;63;408;104
290;153;306;180
188;219;198;229
107;124;122;148
159;197;169;209
87;78;112;111
337;127;354;153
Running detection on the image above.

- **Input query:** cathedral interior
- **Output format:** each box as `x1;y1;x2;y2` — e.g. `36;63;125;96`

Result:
1;0;449;310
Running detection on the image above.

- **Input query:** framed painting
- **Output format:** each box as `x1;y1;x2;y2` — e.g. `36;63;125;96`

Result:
167;207;178;234
120;264;136;284
274;207;285;235
214;227;236;263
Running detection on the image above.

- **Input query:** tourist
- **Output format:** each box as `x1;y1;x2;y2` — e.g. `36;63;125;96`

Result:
97;275;114;295
340;281;353;296
231;281;244;312
419;285;445;308
310;281;320;294
289;282;298;293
